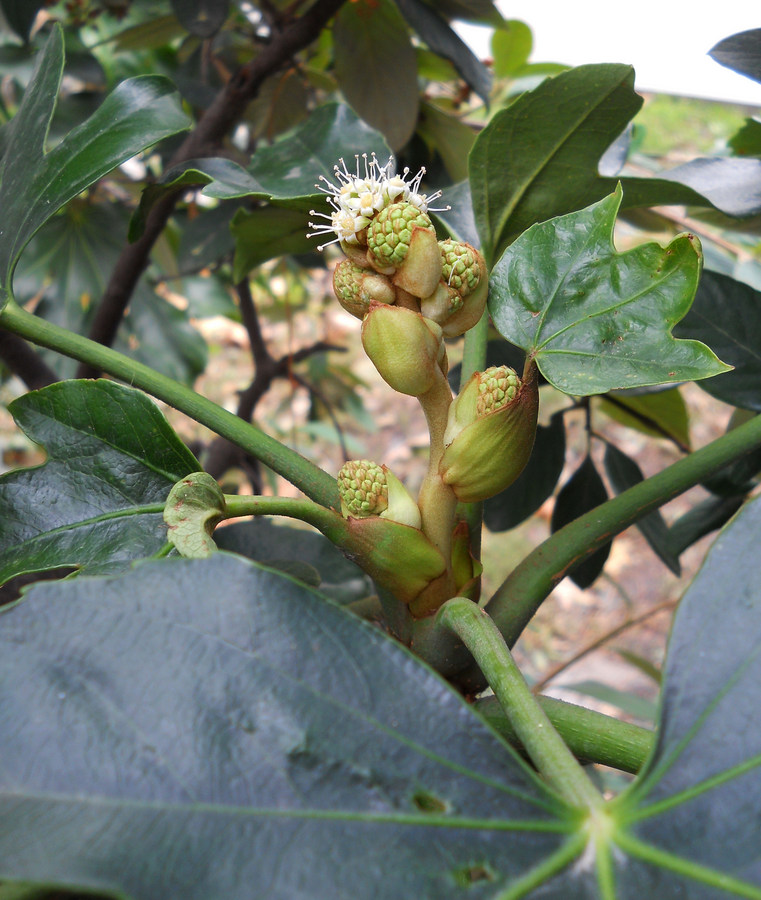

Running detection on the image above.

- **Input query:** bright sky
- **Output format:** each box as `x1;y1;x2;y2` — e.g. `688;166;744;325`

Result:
459;1;761;107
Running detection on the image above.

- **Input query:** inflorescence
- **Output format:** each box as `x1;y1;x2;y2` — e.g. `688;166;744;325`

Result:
308;153;448;250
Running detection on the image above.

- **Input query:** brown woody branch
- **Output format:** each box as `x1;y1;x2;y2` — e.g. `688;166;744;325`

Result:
204;279;345;480
75;0;347;379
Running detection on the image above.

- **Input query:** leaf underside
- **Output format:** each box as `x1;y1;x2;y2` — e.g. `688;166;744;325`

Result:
3;494;761;897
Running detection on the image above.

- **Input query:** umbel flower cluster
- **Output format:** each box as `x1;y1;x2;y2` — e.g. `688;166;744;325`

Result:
308;154;487;338
309;155;539;614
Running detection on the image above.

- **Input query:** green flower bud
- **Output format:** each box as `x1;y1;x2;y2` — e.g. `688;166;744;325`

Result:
440;239;482;295
337;459;422;529
420;241;488;337
367;202;434;269
366;202;441;298
361;303;447;396
439;363;539;503
332;259;396;319
338;459;388;518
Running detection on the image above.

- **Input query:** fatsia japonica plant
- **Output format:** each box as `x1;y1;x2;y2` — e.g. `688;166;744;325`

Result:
4;3;761;898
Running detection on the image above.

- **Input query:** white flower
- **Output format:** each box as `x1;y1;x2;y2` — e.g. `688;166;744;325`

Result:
307;153;448;250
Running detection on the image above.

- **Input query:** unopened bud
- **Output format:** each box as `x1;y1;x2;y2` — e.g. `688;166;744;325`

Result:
421;241;488;337
440;364;539;502
333;259;396;319
337;460;421;528
361;303;446;396
366;202;441;298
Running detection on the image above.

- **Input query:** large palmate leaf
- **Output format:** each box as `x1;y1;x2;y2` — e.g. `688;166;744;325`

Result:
609;494;761;896
130;104;391;240
489;188;729;395
333;0;418;150
14;203;206;383
674;269;761;411
0;553;577;899
0;380;198;586
0;25;190;300
5;510;761;898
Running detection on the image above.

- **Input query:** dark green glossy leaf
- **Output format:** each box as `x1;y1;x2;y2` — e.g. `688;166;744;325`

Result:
598;387;690;450
178;273;238;319
659;156;761;218
469;64;710;266
668;493;746;555
14;203;206;385
0;380;198;587
435;180;479;245
603;442;681;575
675;269;761;411
491;19;532;78
0;0;44;41
484;411;566;532
392;0;492;104
614;494;761;896
333;0;418;150
0;26;190;298
551;455;611;588
426;0;503;25
177;201;240;272
130;105;391;240
710;28;761;85
247;103;391;199
489;188;729;395
215;518;373;605
170;0;229;37
418;101;476;182
231;206;314;280
0;554;575;899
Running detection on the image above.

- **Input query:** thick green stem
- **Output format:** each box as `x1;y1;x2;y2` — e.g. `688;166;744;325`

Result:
475;694;653;775
223;494;338;526
438;597;602;809
416;371;457;561
458;307;489;389
456;309;490;565
486;409;761;651
0;300;339;509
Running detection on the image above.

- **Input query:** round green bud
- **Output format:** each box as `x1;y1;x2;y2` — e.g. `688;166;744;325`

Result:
440;364;539;503
332;259;396;319
361;303;446;397
439;239;482;296
367;202;435;272
476;366;521;415
337;460;388;518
